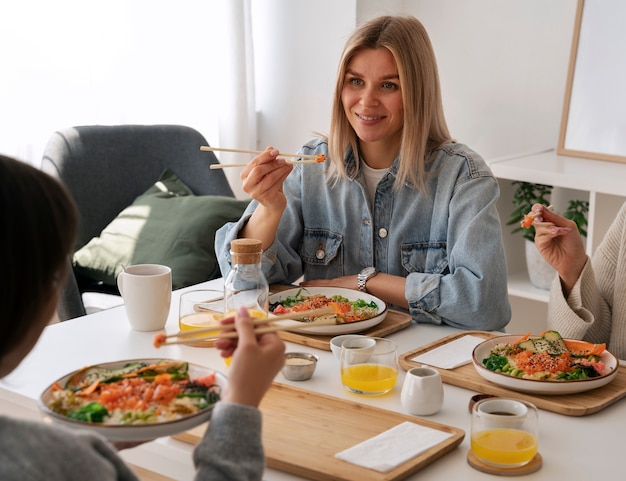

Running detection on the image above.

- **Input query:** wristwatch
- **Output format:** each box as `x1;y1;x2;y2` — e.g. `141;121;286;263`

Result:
357;267;378;292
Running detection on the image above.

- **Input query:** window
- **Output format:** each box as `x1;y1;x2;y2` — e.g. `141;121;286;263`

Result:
0;1;237;165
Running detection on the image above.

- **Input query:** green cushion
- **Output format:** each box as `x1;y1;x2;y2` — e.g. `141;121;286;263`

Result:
73;169;249;290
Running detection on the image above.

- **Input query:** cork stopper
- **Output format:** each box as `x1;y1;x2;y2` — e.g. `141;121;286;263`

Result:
230;238;262;264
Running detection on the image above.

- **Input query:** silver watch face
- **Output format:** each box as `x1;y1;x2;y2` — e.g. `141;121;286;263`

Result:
359;267;376;278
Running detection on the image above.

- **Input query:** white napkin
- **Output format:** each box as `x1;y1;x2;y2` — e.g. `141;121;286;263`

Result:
334;421;453;472
410;334;484;369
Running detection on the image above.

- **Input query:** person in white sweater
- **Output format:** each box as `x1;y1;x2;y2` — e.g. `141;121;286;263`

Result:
532;202;626;359
0;154;285;481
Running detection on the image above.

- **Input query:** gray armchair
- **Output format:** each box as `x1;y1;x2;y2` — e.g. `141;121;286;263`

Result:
41;125;235;320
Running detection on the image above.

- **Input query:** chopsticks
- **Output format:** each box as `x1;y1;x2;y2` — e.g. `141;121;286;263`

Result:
200;146;325;169
155;307;335;347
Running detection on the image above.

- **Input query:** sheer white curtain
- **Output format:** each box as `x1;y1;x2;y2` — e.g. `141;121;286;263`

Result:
214;0;256;196
0;0;255;197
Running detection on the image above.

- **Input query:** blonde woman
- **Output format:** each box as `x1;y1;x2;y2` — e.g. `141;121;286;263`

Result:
216;16;511;330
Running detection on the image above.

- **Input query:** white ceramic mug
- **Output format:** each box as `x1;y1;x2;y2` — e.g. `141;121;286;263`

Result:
117;264;172;331
400;366;444;416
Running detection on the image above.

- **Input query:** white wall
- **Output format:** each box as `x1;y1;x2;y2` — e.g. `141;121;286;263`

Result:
251;0;357;155
253;0;578;162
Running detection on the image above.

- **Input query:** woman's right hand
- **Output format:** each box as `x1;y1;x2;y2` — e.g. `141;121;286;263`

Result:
214;307;285;408
532;203;587;295
241;147;293;212
239;147;293;249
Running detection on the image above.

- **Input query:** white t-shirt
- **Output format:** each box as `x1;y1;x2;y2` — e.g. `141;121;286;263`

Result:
360;161;388;206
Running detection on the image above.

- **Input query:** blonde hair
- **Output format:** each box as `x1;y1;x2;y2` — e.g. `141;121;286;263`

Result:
328;15;452;192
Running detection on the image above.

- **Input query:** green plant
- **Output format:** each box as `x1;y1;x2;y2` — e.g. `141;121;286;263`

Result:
506;181;589;242
563;199;589;238
507;181;553;242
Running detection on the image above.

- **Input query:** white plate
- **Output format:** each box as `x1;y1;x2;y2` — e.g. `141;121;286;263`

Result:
472;335;619;395
38;358;226;441
268;287;388;335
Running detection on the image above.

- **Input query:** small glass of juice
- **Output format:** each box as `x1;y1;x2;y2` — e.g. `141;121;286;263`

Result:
178;290;225;347
221;308;268;366
470;398;539;467
340;337;398;396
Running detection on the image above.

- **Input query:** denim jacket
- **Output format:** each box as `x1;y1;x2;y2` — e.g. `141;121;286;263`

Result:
216;138;511;330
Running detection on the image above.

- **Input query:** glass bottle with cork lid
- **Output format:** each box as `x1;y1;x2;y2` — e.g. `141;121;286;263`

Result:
223;238;269;320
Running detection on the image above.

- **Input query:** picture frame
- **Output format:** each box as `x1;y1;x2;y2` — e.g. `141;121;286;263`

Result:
557;0;626;163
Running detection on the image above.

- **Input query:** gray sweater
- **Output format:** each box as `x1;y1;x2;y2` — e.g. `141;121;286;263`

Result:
0;402;264;481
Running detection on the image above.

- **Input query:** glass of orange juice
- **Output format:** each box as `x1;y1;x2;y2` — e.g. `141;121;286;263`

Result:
340;337;398;396
471;398;538;467
221;308;268;366
178;290;225;347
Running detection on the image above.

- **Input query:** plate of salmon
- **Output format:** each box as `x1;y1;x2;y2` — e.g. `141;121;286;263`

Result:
38;358;226;441
268;287;387;335
472;331;619;394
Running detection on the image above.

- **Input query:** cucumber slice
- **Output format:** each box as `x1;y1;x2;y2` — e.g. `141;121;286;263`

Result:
516;339;537;352
535;338;564;355
517;338;562;355
542;330;568;351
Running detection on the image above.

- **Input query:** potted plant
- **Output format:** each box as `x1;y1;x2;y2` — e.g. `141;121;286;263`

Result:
506;181;589;290
563;199;589;238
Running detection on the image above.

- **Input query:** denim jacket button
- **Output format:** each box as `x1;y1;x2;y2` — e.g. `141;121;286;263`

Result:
378;228;388;238
316;249;325;259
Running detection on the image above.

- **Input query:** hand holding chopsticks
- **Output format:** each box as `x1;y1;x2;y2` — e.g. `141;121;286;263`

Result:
200;146;326;169
153;307;335;347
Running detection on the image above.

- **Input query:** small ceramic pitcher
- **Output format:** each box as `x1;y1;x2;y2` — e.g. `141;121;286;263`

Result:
400;366;444;416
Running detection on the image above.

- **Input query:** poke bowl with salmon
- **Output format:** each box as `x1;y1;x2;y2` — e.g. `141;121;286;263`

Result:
268;287;388;335
472;331;619;394
39;358;226;441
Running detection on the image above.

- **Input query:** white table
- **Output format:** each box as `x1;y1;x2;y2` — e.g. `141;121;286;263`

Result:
1;279;623;480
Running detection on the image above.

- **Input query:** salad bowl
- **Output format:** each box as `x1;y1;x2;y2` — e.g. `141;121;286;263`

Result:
472;335;619;395
38;358;227;441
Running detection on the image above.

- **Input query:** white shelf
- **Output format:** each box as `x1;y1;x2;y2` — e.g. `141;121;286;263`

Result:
489;149;626;196
506;271;550;302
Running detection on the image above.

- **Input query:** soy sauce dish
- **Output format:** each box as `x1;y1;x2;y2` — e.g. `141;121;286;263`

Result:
281;353;319;381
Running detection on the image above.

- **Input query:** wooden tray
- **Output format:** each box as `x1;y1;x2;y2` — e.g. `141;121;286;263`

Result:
173;383;464;481
128;464;175;481
399;331;626;416
278;309;412;351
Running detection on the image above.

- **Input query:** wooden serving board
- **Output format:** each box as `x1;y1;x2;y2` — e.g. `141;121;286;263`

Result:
270;285;412;351
128;464;175;481
399;331;626;417
173;383;464;481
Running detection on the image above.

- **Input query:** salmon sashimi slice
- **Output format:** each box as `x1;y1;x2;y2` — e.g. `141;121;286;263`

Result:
564;339;606;357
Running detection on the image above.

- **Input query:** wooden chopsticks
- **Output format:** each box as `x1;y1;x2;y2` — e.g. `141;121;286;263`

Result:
213;315;336;340
200;146;325;169
155;307;335;347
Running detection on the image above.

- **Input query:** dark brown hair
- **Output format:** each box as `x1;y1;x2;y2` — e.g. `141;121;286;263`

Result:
0;155;77;358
